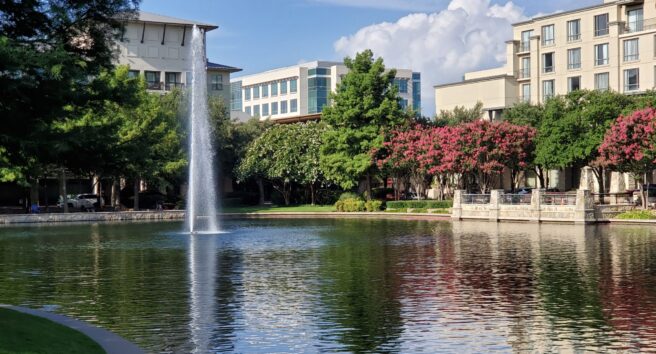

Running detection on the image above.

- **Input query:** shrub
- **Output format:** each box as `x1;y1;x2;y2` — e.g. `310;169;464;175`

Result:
338;192;361;201
335;198;366;212
408;208;428;213
616;210;656;219
386;200;453;209
365;200;383;212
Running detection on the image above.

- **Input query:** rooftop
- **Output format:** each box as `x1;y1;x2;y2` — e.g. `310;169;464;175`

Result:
133;11;218;31
231;60;343;82
207;61;242;73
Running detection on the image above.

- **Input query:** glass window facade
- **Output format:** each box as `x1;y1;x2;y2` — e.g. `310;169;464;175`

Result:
568;48;581;70
595;43;609;65
520;30;533;51
394;78;409;93
231;81;242;111
568;76;581;92
542;80;555;101
624;39;639;61
522;84;531;102
165;72;182;91
253;104;260;117
567;19;581;41
595;73;609;91
624;68;639;91
271;102;278;115
145;71;160;90
412;72;421;112
400;99;408;109
271;82;278;96
308;77;331;114
542;53;554;73
290;99;297;112
128;70;140;78
595;14;609;36
542;25;555;46
253;85;260;99
290;79;297;93
308;68;331;76
245;106;251;115
244;87;251;100
280;80;288;94
210;74;223;91
281;100;288;114
627;7;644;33
261;84;268;98
262;103;269;116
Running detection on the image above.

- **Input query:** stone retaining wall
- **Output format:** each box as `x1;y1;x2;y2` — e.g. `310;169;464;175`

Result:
0;210;185;224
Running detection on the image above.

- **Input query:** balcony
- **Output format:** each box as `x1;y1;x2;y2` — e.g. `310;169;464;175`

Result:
165;83;184;91
567;34;581;42
542;66;554;74
567;62;581;70
146;81;162;90
624;18;656;33
518;42;530;53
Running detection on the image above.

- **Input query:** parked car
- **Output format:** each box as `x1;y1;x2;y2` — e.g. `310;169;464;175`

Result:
58;194;104;211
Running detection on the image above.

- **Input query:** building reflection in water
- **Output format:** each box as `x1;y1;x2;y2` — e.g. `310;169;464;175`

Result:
188;235;218;354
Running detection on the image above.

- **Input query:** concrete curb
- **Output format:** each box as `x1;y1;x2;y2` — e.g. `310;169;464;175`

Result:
607;218;656;224
0;305;144;354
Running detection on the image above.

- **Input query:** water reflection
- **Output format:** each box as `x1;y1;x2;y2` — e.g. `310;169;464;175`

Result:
1;220;656;352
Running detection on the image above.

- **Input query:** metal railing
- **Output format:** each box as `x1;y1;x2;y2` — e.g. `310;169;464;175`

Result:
500;194;532;205
165;83;184;91
624;54;639;62
543;66;554;74
462;194;491;204
147;82;162;90
518;42;530;52
567;34;581;42
622;19;656;34
541;193;577;206
595;27;609;37
517;68;530;79
542;38;555;47
568;62;581;70
593;192;634;205
595;58;609;66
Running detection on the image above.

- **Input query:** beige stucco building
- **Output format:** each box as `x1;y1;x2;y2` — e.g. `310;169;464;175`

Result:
231;61;421;122
115;11;241;103
436;0;656;118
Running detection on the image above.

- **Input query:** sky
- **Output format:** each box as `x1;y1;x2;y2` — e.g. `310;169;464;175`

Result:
141;0;602;116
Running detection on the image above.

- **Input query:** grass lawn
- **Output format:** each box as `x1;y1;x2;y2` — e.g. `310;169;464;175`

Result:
222;204;335;213
0;308;105;354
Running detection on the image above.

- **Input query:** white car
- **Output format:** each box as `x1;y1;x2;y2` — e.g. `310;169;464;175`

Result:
58;194;104;211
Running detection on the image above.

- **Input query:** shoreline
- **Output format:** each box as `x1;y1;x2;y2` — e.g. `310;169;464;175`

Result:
0;210;655;226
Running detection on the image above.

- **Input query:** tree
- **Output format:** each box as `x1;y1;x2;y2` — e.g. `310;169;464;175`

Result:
503;101;547;187
435;102;483;127
320;50;408;198
0;0;140;184
599;108;656;208
375;126;427;200
237;122;327;205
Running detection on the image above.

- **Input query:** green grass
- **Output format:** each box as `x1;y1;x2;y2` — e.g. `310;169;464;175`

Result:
615;210;656;220
222;204;335;213
0;308;105;354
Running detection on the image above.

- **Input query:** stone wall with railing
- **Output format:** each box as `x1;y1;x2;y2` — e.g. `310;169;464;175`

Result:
452;189;598;224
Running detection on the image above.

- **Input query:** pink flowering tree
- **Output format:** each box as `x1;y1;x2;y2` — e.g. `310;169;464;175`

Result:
599;108;656;208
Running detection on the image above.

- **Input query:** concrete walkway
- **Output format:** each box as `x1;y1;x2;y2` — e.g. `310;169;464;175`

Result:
0;305;144;354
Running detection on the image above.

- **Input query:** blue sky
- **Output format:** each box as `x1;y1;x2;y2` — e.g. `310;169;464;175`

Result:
141;0;601;115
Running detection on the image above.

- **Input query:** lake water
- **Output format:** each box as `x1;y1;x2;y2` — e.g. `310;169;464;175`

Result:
0;219;655;353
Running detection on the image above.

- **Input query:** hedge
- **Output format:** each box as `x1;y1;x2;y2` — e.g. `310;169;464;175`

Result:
386;200;453;209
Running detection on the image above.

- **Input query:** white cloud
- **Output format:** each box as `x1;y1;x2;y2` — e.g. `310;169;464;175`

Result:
333;0;528;116
311;0;442;12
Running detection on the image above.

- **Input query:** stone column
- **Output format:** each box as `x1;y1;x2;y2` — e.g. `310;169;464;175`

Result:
452;190;463;220
489;190;502;222
531;189;545;223
574;189;595;224
609;171;626;205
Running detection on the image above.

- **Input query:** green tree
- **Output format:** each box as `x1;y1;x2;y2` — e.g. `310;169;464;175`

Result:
237;122;327;205
434;102;483;127
0;0;140;185
320;50;407;198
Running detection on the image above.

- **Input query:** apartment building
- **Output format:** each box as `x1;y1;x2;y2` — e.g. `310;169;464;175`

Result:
115;11;241;103
230;61;421;122
435;0;656;117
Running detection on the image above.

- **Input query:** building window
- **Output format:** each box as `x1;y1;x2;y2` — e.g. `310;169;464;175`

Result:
412;72;421;112
262;103;269;116
261;84;268;98
624;39;639;62
271;102;278;115
520;30;532;52
400;99;408;109
231;81;243;111
567;48;581;70
624;68;639;92
542;53;554;73
210;74;223;91
244;87;251;101
595;43;609;66
271;82;278;96
542;25;555;46
165;72;182;91
290;79;297;93
521;84;531;102
253;104;260;117
144;71;161;90
627;7;644;33
308;77;331;114
542;80;555;101
290;99;298;112
394;78;408;93
280;80;288;95
568;76;581;93
567;19;581;42
595;73;609;91
245;106;251;115
595;14;609;36
128;70;140;78
281;100;288;114
253;85;260;99
519;57;530;79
